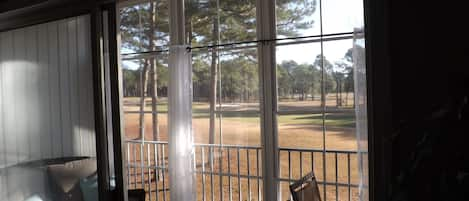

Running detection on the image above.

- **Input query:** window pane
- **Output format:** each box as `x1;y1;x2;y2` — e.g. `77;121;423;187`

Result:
192;99;222;145
321;37;364;200
193;48;260;145
120;1;169;54
277;43;323;112
277;112;324;199
122;55;169;142
324;112;356;150
276;39;366;201
278;113;325;148
185;0;257;46
322;39;354;110
322;38;357;150
192;50;218;144
276;0;321;39
219;48;261;146
219;48;260;110
192;47;261;200
321;0;364;34
322;112;360;200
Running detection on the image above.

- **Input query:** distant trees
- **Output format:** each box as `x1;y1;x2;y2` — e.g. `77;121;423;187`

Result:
185;0;317;145
277;57;324;101
277;51;355;107
120;1;168;140
119;0;356;143
122;64;168;98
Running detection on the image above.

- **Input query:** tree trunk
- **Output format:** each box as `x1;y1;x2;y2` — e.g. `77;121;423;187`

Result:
148;2;160;141
338;79;341;107
209;16;219;145
149;1;159;141
339;81;343;107
243;75;247;102
138;61;149;140
311;82;315;101
345;90;349;107
339;80;342;106
150;60;159;141
336;77;340;107
335;86;339;107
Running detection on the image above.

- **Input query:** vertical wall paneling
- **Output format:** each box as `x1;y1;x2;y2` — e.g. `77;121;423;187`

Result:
78;15;95;157
38;23;52;159
0;31;5;200
1;32;11;166
1;31;12;201
24;27;32;160
26;25;41;160
77;16;87;155
84;15;96;156
0;33;3;159
48;22;63;157
58;19;73;156
13;29;25;162
2;31;14;166
0;14;96;166
68;18;80;155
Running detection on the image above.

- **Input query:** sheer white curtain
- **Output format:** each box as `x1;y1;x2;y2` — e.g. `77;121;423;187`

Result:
353;28;368;201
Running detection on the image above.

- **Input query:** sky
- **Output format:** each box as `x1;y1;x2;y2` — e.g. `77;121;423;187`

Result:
276;0;364;65
122;0;364;69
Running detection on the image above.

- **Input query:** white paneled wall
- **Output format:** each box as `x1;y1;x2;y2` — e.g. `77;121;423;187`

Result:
0;15;96;168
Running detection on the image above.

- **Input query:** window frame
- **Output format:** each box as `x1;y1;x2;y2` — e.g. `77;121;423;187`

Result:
116;0;384;200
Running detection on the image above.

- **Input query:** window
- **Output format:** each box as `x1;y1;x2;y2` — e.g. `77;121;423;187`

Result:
275;0;365;200
118;0;366;200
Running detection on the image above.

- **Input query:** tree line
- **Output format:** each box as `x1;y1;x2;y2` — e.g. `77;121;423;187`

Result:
123;49;355;107
277;51;355;107
119;0;350;143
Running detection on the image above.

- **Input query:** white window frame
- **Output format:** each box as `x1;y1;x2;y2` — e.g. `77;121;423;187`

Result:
116;0;367;201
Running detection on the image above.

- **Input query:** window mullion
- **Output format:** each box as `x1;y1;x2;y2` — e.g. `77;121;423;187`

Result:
256;0;279;200
167;0;196;201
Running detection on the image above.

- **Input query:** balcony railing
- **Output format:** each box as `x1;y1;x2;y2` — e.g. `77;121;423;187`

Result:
125;140;359;201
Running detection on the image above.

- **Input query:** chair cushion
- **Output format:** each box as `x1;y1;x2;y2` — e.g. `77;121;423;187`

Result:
47;158;97;193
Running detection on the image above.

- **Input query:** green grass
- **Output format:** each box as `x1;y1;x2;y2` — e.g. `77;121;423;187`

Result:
125;100;355;128
124;102;208;113
192;112;355;128
279;113;356;128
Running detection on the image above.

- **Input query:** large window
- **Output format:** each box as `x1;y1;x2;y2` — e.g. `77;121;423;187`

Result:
275;0;365;200
118;0;366;200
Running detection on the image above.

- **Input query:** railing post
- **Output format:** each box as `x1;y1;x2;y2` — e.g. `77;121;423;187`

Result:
256;0;279;200
167;0;196;200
